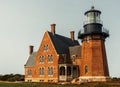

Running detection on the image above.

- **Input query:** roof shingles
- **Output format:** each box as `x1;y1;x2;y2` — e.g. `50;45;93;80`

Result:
48;32;79;54
25;52;37;67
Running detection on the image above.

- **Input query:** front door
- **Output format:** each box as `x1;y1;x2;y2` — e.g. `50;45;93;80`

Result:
73;66;78;78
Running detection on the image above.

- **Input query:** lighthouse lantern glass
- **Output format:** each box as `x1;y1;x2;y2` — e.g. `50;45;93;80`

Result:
85;11;101;24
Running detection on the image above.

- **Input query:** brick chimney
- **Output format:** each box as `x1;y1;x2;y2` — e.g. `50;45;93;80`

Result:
29;45;34;55
70;31;75;41
51;24;56;35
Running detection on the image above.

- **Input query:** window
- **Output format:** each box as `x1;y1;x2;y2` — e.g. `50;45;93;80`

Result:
39;68;44;75
39;56;44;63
44;45;48;51
28;69;32;76
85;66;88;74
48;55;53;62
39;68;41;75
59;54;67;63
51;67;53;75
48;67;50;75
87;12;94;22
48;67;53;75
72;55;76;62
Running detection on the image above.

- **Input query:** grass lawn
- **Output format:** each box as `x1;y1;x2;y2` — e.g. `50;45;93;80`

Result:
0;81;120;87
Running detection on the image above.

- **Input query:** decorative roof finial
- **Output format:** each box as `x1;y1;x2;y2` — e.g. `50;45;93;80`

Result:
91;6;95;10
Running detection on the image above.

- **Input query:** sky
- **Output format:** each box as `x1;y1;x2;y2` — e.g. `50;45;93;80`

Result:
0;0;119;77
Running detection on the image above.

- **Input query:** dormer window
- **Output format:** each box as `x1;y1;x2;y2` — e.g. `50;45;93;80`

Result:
62;54;66;63
59;54;67;63
44;45;48;51
72;55;76;62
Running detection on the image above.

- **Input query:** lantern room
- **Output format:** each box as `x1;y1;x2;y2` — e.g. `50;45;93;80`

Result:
84;6;102;25
78;6;109;39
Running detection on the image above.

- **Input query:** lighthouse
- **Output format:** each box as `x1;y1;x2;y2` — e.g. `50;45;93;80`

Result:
78;6;110;82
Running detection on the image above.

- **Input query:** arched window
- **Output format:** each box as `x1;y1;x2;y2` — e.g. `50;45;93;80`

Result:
48;55;53;62
39;68;41;75
39;56;44;63
51;67;53;75
48;67;50;75
39;68;44;75
48;67;53;75
42;68;44;75
44;45;48;51
28;69;32;76
85;66;88;74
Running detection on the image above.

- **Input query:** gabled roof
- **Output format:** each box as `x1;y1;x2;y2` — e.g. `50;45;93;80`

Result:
69;45;81;58
25;31;80;67
25;52;37;67
48;32;79;54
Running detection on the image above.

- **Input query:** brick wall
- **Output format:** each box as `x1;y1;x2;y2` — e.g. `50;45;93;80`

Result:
34;32;59;82
80;35;109;77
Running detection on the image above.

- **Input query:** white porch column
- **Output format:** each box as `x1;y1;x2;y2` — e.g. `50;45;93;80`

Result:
65;66;67;81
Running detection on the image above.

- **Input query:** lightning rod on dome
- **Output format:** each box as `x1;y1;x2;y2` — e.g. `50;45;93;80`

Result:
91;0;95;8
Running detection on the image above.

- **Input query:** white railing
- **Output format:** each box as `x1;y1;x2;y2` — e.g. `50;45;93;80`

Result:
102;28;109;34
80;29;84;34
79;28;109;35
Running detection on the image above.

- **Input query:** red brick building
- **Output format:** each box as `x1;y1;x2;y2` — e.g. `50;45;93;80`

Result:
24;7;110;83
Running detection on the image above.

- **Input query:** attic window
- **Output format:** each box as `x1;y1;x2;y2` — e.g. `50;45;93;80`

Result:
44;45;48;51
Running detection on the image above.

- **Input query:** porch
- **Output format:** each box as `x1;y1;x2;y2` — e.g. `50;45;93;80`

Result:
59;64;79;82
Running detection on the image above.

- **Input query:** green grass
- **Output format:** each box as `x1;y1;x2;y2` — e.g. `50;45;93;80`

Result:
0;82;120;87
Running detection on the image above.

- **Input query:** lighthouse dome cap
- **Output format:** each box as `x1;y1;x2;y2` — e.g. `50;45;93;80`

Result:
84;6;101;15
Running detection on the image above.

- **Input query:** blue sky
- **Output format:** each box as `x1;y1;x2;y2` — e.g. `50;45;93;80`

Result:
0;0;119;77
